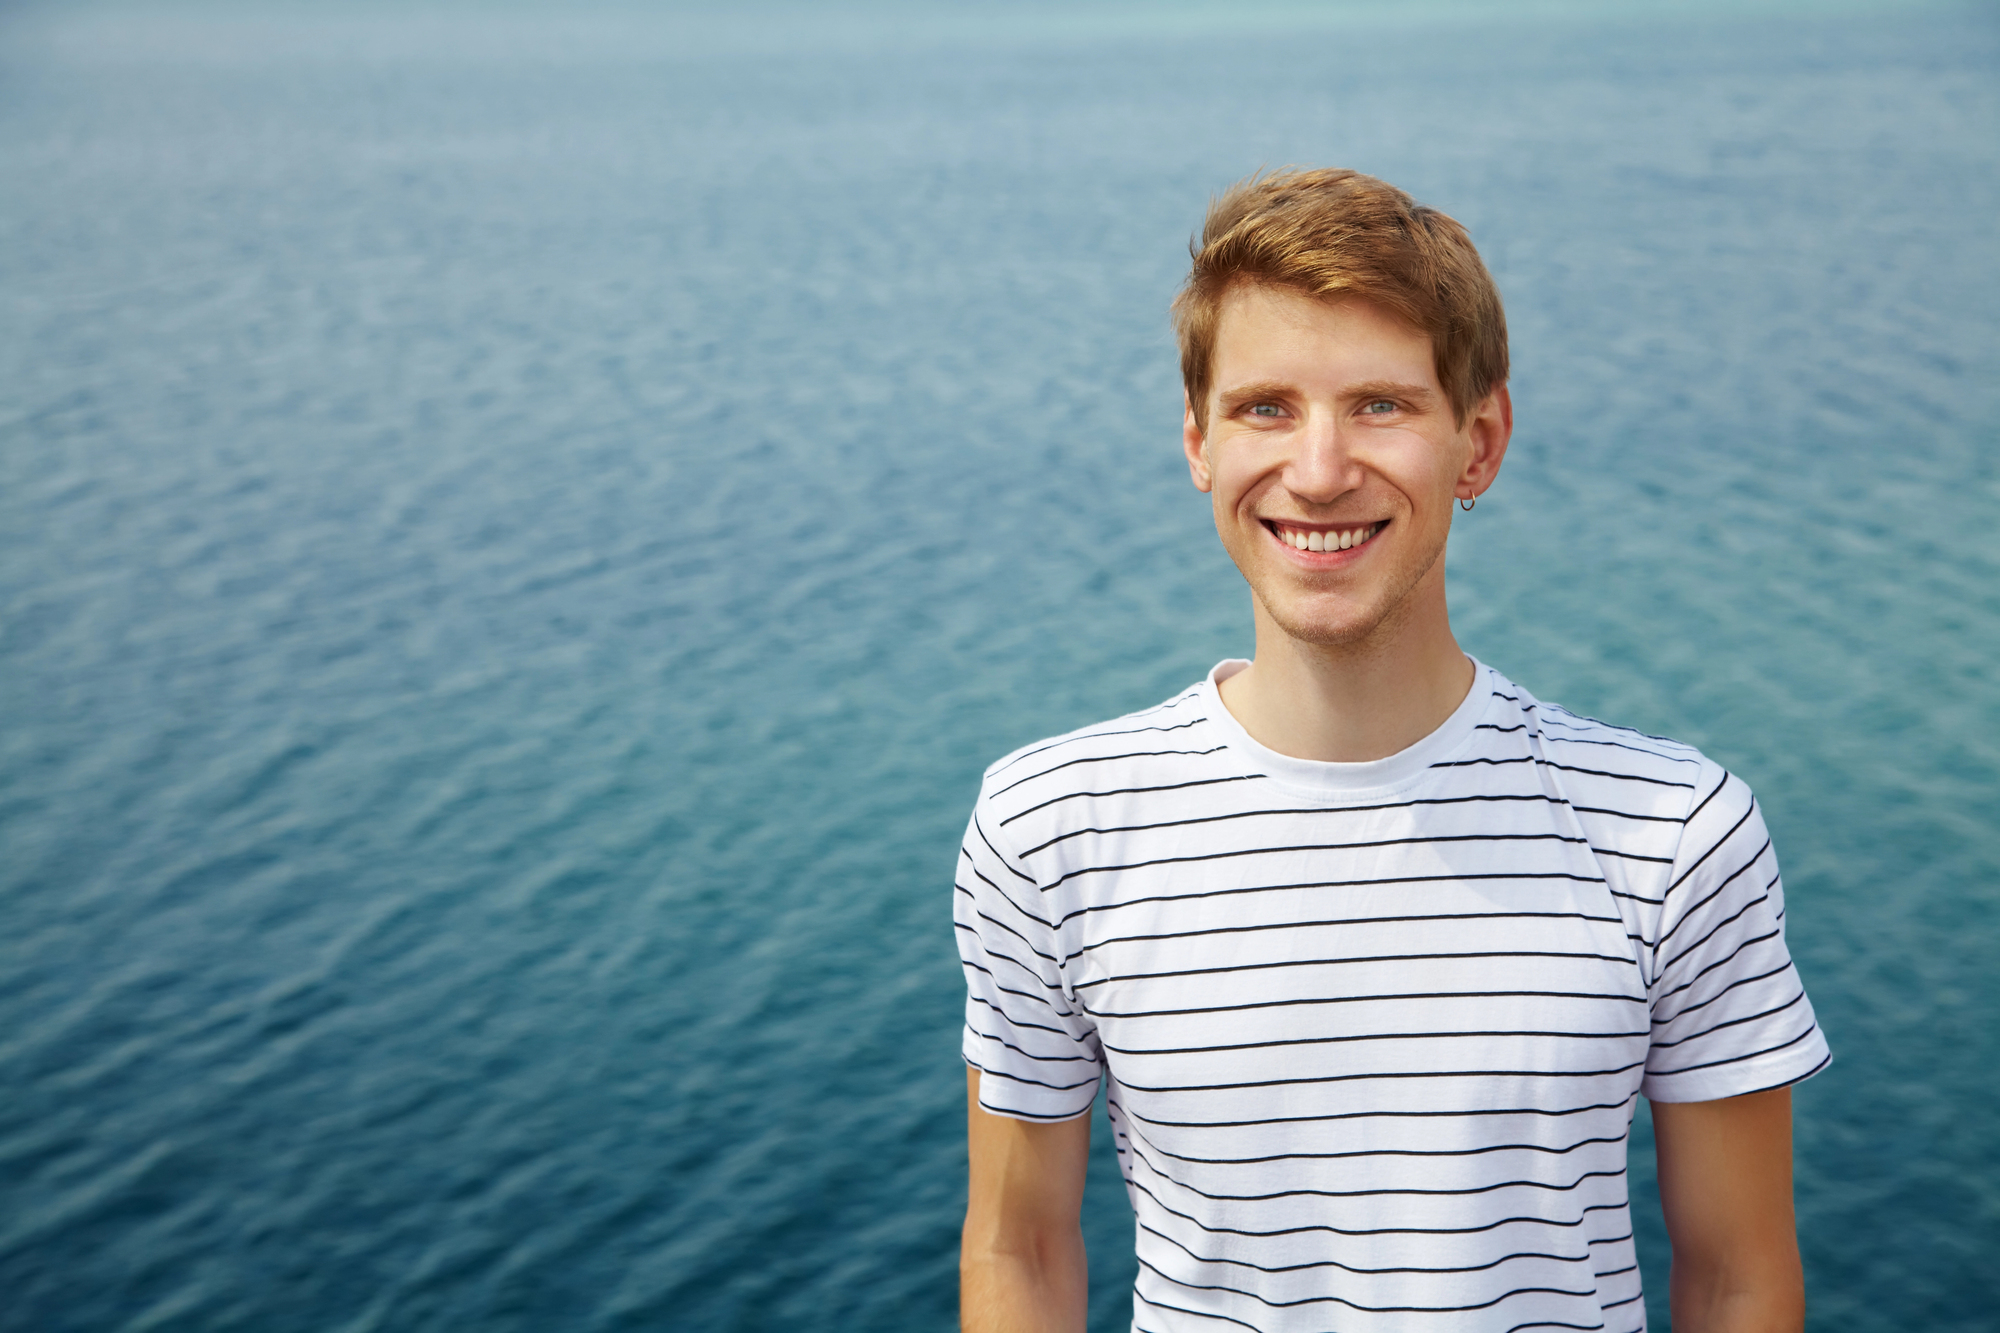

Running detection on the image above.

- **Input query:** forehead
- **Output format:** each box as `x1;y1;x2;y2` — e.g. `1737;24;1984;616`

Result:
1209;284;1438;394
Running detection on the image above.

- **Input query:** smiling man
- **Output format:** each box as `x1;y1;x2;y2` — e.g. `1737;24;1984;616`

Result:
955;169;1829;1333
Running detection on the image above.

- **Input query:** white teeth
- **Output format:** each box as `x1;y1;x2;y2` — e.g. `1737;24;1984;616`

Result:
1277;524;1386;551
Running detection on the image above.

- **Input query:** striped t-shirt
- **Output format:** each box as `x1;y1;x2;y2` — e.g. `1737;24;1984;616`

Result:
956;658;1829;1333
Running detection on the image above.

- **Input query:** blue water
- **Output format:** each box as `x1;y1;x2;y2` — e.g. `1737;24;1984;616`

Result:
2;2;1996;1329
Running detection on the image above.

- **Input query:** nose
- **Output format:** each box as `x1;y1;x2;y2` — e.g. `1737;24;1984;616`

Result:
1284;410;1363;506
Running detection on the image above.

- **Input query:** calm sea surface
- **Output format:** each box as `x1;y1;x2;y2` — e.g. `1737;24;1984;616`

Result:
2;2;1996;1329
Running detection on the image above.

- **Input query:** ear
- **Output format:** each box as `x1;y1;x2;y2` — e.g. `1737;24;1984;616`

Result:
1183;395;1213;493
1455;383;1512;503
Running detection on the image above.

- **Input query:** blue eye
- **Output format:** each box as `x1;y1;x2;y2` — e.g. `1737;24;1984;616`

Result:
1250;403;1282;417
1362;400;1396;415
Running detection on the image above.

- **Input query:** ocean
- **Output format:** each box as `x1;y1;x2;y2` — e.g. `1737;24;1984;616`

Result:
1;2;1995;1328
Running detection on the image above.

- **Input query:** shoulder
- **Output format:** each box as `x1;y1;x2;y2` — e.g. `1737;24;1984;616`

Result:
1485;668;1724;811
972;678;1227;829
1478;670;1764;882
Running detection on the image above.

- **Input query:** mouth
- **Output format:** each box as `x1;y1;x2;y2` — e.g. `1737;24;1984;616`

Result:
1263;519;1387;555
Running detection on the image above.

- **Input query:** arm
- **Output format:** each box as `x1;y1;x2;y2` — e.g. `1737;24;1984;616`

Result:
1651;1086;1804;1333
961;1067;1092;1333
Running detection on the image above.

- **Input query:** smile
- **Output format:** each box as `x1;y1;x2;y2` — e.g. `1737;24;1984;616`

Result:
1266;520;1386;553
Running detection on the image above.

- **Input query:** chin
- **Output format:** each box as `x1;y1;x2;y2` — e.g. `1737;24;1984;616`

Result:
1249;541;1446;651
1260;602;1393;649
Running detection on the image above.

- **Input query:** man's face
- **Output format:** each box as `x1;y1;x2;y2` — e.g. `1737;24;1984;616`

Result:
1183;283;1510;649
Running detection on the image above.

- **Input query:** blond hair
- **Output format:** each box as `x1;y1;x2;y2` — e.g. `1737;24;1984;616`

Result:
1173;168;1508;429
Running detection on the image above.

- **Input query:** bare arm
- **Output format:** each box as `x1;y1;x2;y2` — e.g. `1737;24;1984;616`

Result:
961;1067;1092;1333
1651;1086;1804;1333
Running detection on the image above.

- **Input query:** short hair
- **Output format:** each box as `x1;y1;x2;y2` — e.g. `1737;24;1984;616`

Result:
1173;168;1509;430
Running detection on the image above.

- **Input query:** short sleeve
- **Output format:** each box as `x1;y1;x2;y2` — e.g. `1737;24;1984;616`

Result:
954;800;1103;1121
1641;764;1831;1102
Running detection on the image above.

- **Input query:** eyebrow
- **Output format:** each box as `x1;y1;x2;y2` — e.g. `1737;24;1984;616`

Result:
1214;379;1440;408
1343;380;1440;405
1215;380;1296;408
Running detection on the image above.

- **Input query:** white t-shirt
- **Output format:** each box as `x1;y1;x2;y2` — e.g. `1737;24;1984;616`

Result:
956;659;1829;1333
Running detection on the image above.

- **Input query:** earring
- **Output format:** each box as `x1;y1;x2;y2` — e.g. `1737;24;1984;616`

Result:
1459;495;1476;512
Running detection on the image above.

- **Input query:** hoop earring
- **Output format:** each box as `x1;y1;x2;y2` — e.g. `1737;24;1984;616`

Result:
1459;495;1476;512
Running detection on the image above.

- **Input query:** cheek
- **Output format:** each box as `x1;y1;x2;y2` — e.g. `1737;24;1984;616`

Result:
1213;448;1280;499
1380;436;1463;497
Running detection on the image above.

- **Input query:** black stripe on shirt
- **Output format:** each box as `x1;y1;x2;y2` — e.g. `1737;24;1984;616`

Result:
1648;960;1790;1024
1139;1219;1592;1276
1130;1289;1620;1333
1661;797;1753;899
1018;793;1580;856
1125;1136;1628;1204
1043;832;1595;894
1654;847;1771;961
954;897;1060;966
1432;754;1697;789
991;745;1232;799
1646;989;1807;1052
1065;907;1628;966
1075;947;1642;993
1112;1057;1648;1096
1132;1291;1264;1333
1720;1050;1832;1097
1119;1093;1641;1132
1056;870;1611;930
1568;803;1684;823
1125;1124;1631;1167
1000;773;1258;826
1537;710;1689;750
1652;925;1783;1009
959;961;1080;1023
1644;1022;1818;1079
1091;987;1646;1022
965;1019;1098;1066
969;1061;1100;1095
965;992;1077;1040
1124;1173;1632;1239
985;713;1207;777
1537;731;1703;766
969;814;1041;893
1136;1254;1601;1314
1101;1027;1647;1059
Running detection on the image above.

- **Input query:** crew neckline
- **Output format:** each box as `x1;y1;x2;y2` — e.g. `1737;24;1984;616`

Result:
1199;656;1496;799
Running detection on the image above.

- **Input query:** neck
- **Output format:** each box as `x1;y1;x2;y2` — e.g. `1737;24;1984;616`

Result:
1217;585;1475;763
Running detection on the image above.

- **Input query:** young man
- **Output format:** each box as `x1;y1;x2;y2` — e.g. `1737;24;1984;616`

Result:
954;169;1829;1333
